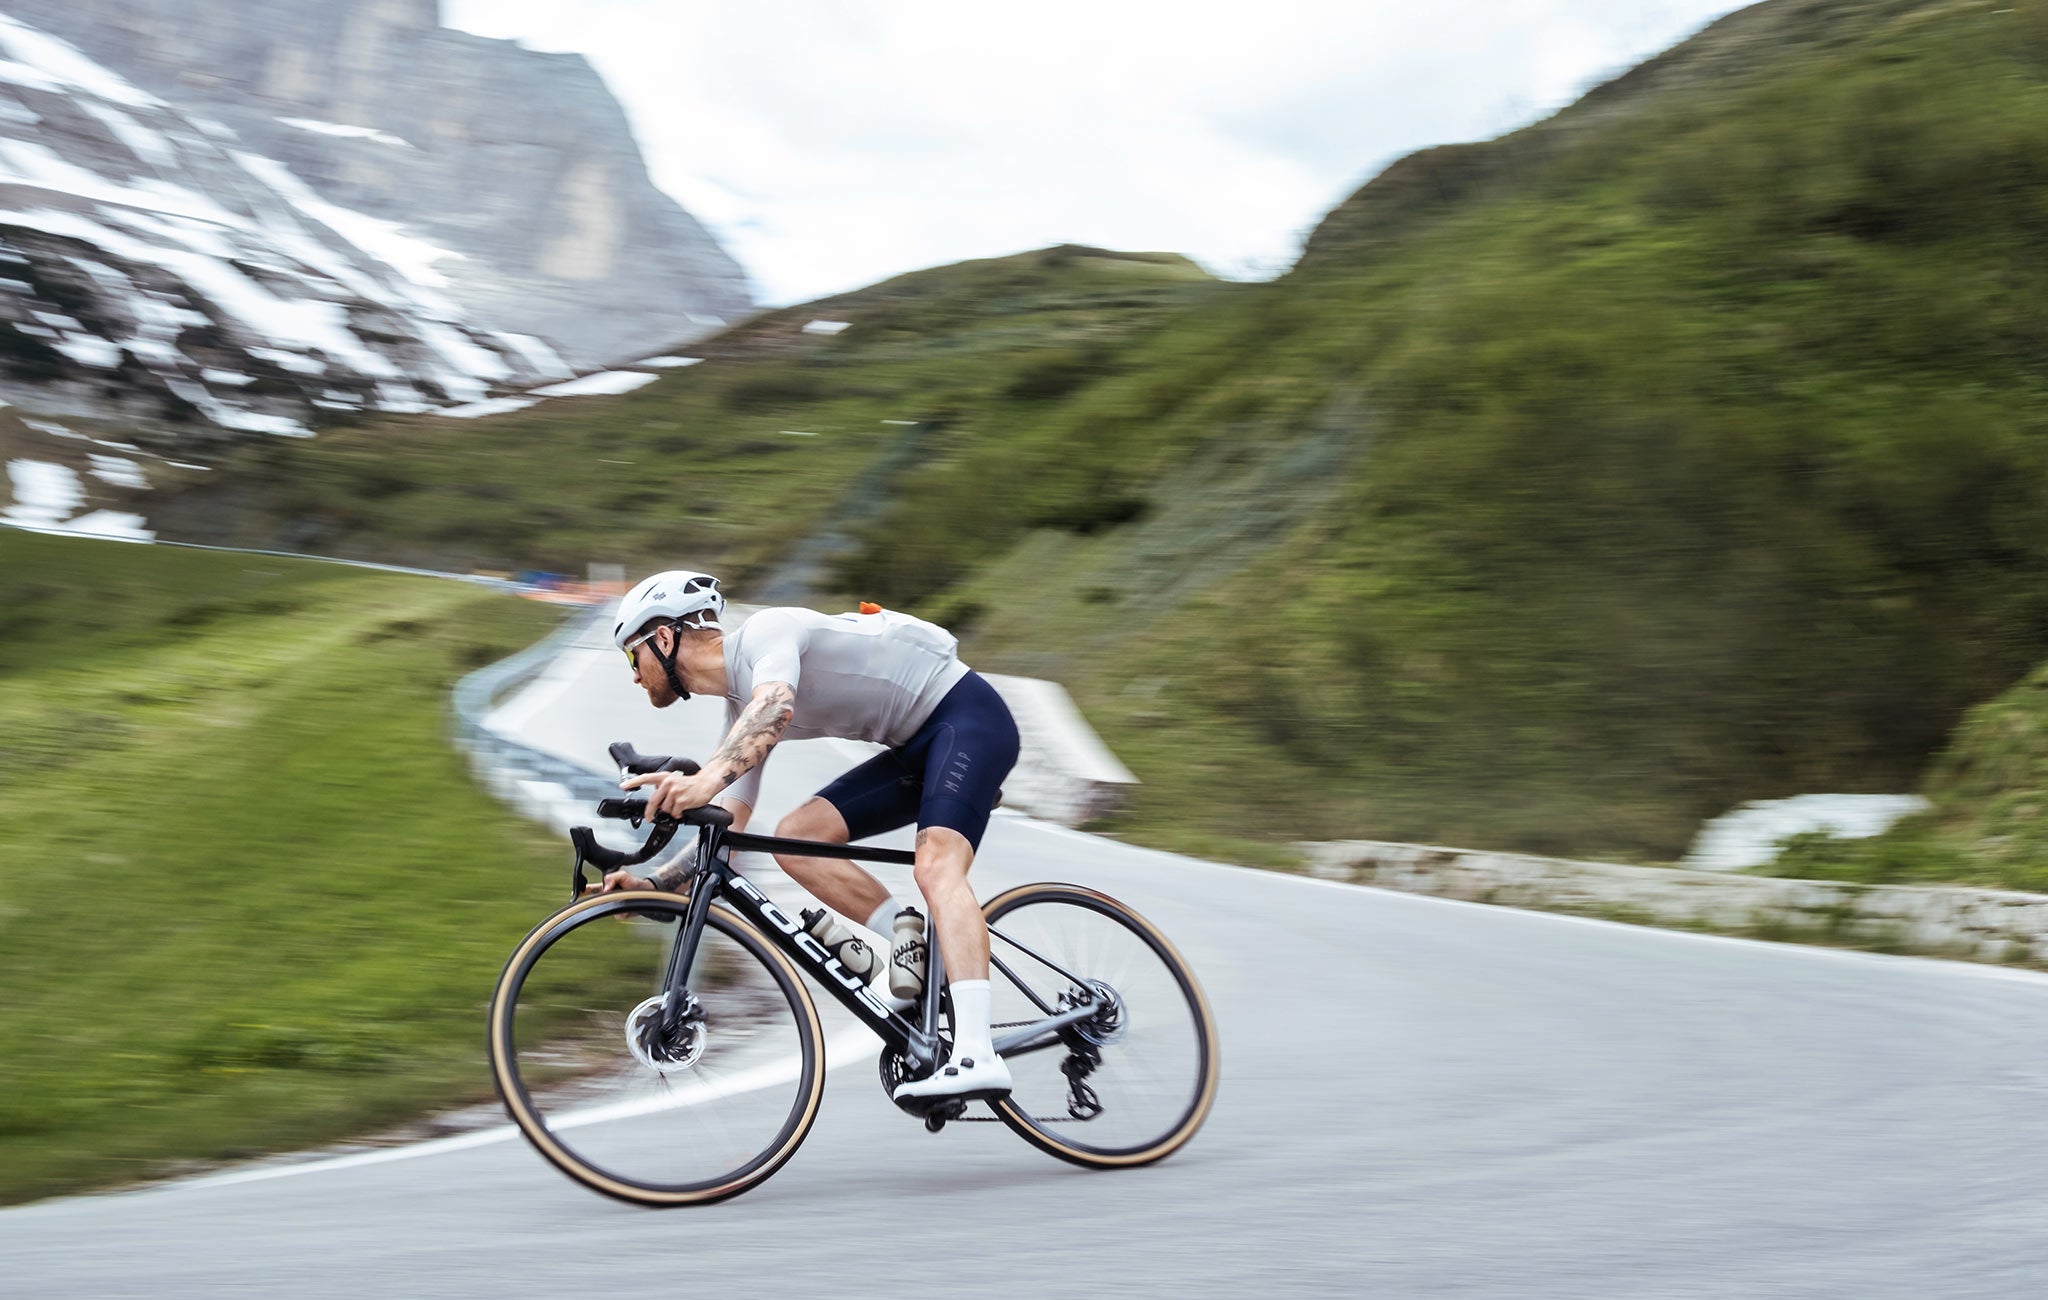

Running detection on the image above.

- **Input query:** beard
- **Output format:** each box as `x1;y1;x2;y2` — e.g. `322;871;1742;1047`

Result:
640;674;681;709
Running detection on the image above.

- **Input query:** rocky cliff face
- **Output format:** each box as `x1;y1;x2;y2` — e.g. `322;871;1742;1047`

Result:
0;12;564;436
3;0;752;368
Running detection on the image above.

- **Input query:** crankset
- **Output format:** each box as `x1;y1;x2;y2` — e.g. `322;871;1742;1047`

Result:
879;1048;987;1131
879;1042;1105;1128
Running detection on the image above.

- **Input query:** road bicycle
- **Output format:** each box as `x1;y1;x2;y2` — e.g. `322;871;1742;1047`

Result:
487;743;1220;1205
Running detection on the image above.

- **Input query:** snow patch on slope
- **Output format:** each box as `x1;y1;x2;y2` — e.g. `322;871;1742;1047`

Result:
277;117;414;150
442;395;540;419
86;452;147;488
64;508;152;540
0;14;159;109
76;99;176;169
3;457;81;527
532;371;659;398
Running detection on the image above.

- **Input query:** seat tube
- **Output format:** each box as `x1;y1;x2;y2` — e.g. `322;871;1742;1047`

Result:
919;928;947;1055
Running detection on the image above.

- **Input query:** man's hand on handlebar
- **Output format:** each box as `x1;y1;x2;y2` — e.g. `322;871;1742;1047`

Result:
621;767;726;820
583;869;655;896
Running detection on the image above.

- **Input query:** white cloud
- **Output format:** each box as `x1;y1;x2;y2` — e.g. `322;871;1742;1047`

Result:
445;0;1747;305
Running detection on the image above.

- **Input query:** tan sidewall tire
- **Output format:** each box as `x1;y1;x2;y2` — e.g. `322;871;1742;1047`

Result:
487;890;827;1205
983;883;1220;1168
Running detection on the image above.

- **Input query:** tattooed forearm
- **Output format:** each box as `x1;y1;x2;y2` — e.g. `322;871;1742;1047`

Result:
708;682;795;789
648;841;699;892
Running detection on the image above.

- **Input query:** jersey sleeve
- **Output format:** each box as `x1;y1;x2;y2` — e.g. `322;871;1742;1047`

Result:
735;607;805;691
720;609;805;811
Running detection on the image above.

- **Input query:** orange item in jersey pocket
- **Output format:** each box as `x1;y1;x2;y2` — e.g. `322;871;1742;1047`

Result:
859;602;883;614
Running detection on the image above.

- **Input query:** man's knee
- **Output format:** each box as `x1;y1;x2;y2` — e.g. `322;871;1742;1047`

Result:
912;827;972;895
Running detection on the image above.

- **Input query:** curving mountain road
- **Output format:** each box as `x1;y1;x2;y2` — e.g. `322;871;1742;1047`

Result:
4;632;2047;1297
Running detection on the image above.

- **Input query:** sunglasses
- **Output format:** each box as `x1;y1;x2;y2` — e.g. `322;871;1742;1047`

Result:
622;625;666;667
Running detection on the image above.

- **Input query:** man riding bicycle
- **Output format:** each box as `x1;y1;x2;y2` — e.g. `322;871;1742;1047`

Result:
590;569;1022;1103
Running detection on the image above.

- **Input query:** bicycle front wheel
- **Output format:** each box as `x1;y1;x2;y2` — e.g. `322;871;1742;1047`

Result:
983;884;1219;1167
488;889;826;1205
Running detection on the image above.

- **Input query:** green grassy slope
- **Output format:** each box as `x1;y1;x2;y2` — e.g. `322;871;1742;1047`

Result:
863;0;2048;861
132;0;2048;871
136;246;1219;578
0;532;572;1204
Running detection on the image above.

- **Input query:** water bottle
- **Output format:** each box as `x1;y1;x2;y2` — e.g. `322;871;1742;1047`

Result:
889;907;927;1000
800;907;879;981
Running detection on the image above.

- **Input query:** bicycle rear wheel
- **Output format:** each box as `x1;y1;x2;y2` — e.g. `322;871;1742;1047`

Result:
488;890;826;1205
982;884;1219;1167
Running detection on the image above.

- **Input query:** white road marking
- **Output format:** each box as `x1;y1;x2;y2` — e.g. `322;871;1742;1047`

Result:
175;1022;878;1192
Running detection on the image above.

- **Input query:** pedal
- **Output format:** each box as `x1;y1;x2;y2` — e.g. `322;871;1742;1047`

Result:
922;1099;968;1133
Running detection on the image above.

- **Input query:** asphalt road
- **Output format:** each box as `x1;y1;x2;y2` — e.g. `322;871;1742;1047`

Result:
6;637;2047;1297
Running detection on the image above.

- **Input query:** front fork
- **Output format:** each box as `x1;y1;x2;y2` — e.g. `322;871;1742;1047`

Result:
572;823;723;1038
656;859;721;1034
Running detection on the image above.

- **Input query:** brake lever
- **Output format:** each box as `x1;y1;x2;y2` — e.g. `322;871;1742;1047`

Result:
570;828;602;901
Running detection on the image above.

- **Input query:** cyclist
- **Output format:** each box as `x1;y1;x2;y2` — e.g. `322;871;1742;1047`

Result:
592;570;1021;1103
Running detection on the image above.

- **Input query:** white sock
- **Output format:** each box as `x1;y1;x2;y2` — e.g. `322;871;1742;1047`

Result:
866;898;909;939
949;979;995;1064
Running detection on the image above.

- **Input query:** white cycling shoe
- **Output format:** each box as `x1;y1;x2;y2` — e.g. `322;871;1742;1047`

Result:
892;1052;1013;1103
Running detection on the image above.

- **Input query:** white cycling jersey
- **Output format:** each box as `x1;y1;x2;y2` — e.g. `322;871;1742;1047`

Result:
720;606;971;809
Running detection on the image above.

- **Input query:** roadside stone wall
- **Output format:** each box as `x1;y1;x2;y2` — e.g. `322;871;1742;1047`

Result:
1299;840;2048;965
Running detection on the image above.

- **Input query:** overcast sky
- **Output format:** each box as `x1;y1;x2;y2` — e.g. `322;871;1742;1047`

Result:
442;0;1750;307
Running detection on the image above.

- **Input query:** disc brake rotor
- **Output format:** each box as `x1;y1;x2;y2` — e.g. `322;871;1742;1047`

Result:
625;995;706;1072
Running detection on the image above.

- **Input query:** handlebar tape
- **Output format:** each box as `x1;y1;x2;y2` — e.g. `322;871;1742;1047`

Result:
570;825;631;872
597;797;734;829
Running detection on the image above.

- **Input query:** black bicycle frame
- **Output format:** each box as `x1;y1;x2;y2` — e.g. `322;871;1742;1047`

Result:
646;822;1101;1074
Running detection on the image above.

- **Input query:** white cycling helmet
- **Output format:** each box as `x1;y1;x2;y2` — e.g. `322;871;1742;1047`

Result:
612;569;725;650
614;570;724;701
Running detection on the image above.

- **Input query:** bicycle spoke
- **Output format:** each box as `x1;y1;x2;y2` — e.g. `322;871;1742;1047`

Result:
493;896;823;1201
982;886;1216;1163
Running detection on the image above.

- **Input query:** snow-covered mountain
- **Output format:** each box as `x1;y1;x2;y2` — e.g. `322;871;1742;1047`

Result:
4;0;753;370
0;13;575;437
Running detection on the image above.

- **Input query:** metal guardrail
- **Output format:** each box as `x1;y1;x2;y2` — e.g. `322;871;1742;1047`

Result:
0;517;528;589
451;600;1143;841
449;601;630;825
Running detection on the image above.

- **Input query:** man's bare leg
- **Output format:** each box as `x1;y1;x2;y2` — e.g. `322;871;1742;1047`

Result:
892;823;1011;1098
911;826;986;980
771;797;891;923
